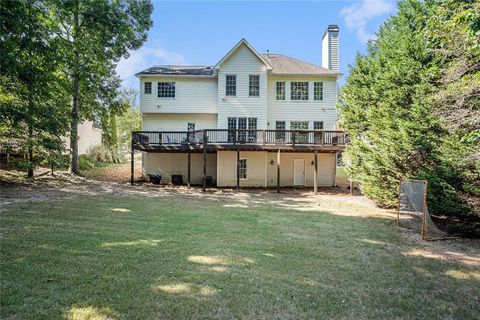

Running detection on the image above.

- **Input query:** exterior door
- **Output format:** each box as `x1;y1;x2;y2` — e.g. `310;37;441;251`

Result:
293;159;305;186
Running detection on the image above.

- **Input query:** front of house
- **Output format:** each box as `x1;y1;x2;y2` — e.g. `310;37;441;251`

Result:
134;25;345;189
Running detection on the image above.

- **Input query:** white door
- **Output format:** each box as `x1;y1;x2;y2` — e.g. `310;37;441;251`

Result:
293;159;305;186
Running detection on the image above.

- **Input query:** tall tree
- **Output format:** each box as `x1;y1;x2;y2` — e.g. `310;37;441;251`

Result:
339;0;479;226
48;0;153;174
0;0;70;177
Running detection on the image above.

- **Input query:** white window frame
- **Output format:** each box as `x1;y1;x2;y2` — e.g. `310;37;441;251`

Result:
226;75;236;96
290;81;309;101
157;82;175;99
276;81;286;101
314;82;324;101
239;158;247;179
248;75;260;97
144;82;152;94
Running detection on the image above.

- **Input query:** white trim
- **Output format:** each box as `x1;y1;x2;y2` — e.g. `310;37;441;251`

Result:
215;39;272;70
293;158;306;186
239;158;248;180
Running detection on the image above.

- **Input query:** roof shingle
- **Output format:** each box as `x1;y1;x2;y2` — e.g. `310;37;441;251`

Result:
262;54;339;75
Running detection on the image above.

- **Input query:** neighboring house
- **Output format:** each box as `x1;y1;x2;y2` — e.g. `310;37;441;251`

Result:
63;120;102;155
133;25;346;188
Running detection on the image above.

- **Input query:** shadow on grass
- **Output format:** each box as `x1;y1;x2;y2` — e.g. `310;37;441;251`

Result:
1;194;479;319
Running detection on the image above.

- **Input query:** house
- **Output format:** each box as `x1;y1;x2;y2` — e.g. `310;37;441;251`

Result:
133;25;345;190
63;120;102;155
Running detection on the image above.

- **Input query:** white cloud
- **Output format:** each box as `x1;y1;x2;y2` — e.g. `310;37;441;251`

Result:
340;0;395;43
116;45;187;89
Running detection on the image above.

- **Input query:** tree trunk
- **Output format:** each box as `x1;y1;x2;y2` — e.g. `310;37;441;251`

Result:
70;5;80;175
70;75;80;174
27;124;34;178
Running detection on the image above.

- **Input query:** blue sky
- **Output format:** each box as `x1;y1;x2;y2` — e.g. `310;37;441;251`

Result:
117;0;397;89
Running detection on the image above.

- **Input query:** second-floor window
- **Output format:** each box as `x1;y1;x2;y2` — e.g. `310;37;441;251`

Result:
249;75;260;96
226;75;236;96
291;82;309;100
314;82;324;101
158;82;175;98
144;82;152;94
276;82;285;100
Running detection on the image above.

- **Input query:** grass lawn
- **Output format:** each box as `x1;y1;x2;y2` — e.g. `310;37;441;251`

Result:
1;191;479;319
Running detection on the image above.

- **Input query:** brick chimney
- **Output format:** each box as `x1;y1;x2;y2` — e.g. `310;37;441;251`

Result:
322;25;339;71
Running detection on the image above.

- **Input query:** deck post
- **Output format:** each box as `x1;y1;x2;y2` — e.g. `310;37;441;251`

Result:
203;129;207;192
314;149;318;194
276;149;281;193
130;136;134;186
236;147;240;192
187;146;191;188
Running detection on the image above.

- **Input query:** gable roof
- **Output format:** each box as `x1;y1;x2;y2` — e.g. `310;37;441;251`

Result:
135;65;214;77
262;54;340;76
135;39;341;77
214;39;272;70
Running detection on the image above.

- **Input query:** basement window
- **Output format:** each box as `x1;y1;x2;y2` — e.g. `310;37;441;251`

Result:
239;159;247;179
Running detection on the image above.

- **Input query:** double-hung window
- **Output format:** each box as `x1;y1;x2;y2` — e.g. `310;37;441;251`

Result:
226;75;236;96
144;82;152;94
314;82;323;101
239;159;247;179
249;75;260;96
276;82;285;100
158;82;175;98
291;82;309;100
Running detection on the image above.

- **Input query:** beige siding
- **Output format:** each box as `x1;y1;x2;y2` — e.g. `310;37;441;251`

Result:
217;44;268;129
267;75;338;130
63;120;102;155
143;153;217;184
139;77;217;114
266;152;336;187
216;151;267;187
142;113;217;131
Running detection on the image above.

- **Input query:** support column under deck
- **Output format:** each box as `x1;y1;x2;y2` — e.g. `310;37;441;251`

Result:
203;130;207;192
187;147;191;188
130;140;134;186
236;148;240;192
314;149;318;194
276;149;281;193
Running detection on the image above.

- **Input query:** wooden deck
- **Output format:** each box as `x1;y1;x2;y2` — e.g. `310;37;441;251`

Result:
132;129;347;153
130;129;348;191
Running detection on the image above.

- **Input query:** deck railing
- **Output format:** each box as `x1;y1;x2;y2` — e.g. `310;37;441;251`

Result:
132;129;347;147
